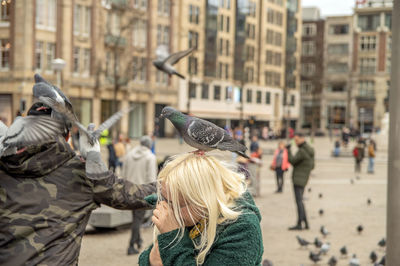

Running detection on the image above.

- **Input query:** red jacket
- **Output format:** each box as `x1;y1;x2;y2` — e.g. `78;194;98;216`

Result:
271;148;290;171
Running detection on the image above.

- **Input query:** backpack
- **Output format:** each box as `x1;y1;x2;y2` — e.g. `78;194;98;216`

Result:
368;145;375;157
353;147;359;158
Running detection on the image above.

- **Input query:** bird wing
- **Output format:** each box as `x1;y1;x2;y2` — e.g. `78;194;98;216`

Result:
164;47;195;65
93;106;135;139
187;118;225;147
2;116;64;148
0;120;7;138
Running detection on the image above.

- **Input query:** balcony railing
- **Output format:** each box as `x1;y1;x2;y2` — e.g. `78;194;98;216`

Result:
356;0;393;9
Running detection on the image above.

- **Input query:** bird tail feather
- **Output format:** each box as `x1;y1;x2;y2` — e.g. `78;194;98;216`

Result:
174;71;186;79
235;150;249;159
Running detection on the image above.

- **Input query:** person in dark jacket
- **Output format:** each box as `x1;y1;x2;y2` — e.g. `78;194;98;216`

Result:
353;139;365;173
287;132;315;230
0;103;156;266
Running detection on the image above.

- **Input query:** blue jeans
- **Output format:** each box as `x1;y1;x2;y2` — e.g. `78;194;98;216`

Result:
368;157;374;173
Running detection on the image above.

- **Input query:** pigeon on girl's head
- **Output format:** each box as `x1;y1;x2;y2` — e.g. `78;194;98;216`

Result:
160;106;248;158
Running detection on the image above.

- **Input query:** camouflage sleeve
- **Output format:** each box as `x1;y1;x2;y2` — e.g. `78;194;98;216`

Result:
86;151;157;210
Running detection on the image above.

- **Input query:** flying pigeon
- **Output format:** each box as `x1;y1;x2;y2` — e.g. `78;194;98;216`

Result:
340;246;348;257
309;251;321;264
38;96;134;149
296;235;310;248
328;256;337;266
370;251;378;263
320;242;330;255
0;115;64;157
320;225;330;238
153;46;194;79
314;237;323;248
357;225;363;234
378;238;386;248
160;106;249;158
349;254;360;266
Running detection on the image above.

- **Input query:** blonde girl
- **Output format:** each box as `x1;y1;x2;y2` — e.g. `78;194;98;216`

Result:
139;153;263;265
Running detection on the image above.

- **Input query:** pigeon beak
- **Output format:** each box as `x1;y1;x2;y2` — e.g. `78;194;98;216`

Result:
159;113;165;119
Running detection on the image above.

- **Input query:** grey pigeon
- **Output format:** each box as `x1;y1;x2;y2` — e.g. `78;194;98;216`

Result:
153;46;194;79
296;235;310;248
314;237;323;248
0;116;64;157
32;73;76;134
328;256;338;266
378;238;386;248
160;106;248;158
39;96;133;148
340;246;348;257
320;226;330;238
370;251;378;263
262;259;273;266
320;242;330;255
349;254;360;266
309;251;321;264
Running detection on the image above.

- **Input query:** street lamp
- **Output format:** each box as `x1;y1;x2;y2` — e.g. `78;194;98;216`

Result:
359;107;365;136
52;58;66;88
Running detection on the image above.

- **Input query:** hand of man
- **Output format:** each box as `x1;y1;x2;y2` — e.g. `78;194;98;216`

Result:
152;201;179;234
149;241;163;266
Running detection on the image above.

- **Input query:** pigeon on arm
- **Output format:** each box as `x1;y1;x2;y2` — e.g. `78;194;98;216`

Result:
160;106;249;158
153;47;194;79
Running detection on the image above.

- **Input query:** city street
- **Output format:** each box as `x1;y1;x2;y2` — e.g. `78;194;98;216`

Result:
79;137;387;265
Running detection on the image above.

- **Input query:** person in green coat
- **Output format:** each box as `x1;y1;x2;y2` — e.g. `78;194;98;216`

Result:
286;132;315;230
139;153;264;266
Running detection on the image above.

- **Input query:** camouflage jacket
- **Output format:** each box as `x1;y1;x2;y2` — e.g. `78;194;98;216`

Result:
0;138;156;266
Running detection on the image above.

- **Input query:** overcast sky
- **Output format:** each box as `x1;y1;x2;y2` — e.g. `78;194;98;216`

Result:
302;0;355;17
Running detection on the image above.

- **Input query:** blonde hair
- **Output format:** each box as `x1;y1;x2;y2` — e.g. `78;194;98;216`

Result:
155;153;246;265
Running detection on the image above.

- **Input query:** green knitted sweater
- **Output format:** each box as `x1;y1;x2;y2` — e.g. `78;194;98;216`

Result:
138;192;263;265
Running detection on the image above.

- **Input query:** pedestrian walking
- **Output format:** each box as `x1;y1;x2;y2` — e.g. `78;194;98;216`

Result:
353;139;365;173
121;136;157;255
139;153;264;265
367;139;376;174
0;103;156;266
287;132;315;230
113;134;126;171
270;141;290;193
334;139;341;157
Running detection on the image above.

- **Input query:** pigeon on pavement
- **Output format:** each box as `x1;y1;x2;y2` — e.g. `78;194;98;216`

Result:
314;237;323;248
296;235;310;248
349;254;360;266
378;255;385;265
262;259;273;266
320;242;330;255
309;251;321;264
378;238;386;248
340;246;348;257
319;193;323;198
319;209;324;216
160;106;248;158
357;225;363;234
153;46;194;79
328;256;338;266
367;198;372;205
320;226;330;238
370;251;378;263
0;115;64;157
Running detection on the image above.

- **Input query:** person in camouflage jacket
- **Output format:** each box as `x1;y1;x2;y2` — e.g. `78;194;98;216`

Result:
0;105;156;266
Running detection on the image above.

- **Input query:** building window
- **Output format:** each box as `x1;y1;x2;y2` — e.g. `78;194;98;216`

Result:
246;89;252;103
274;32;282;46
246;67;254;82
84;7;91;36
0;39;10;70
327;43;349;55
303;23;316;36
226;40;230;56
225;86;232;100
246;45;255;61
227;0;231;9
157;25;169;46
133;0;148;10
328;83;346;92
45;43;55;72
266;92;271;104
302;41;315;56
301;81;314;94
329;24;349;34
219;38;223;55
275;11;283;26
265;71;281;86
327;62;348;73
266;29;274;44
132;19;147;48
226;16;230;32
156;71;168;85
73;4;81;34
219;14;224;31
35;41;43;71
358;80;375;98
256;91;262;104
73;47;80;73
188;31;198;49
359;58;376;74
385;13;392;29
188;56;198;75
36;0;57;30
360;36;376;51
0;1;10;22
133;57;147;81
189;5;199;24
214;85;221;100
218;62;223;78
266;50;273;64
158;0;170;16
225;64;229;79
290;95;295;106
189;82;196;98
83;48;91;76
358;14;380;32
301;63;316;76
267;8;274;23
201;83;209;99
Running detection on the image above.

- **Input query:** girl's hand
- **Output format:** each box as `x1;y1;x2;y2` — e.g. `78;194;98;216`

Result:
152;201;179;234
149;241;163;266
